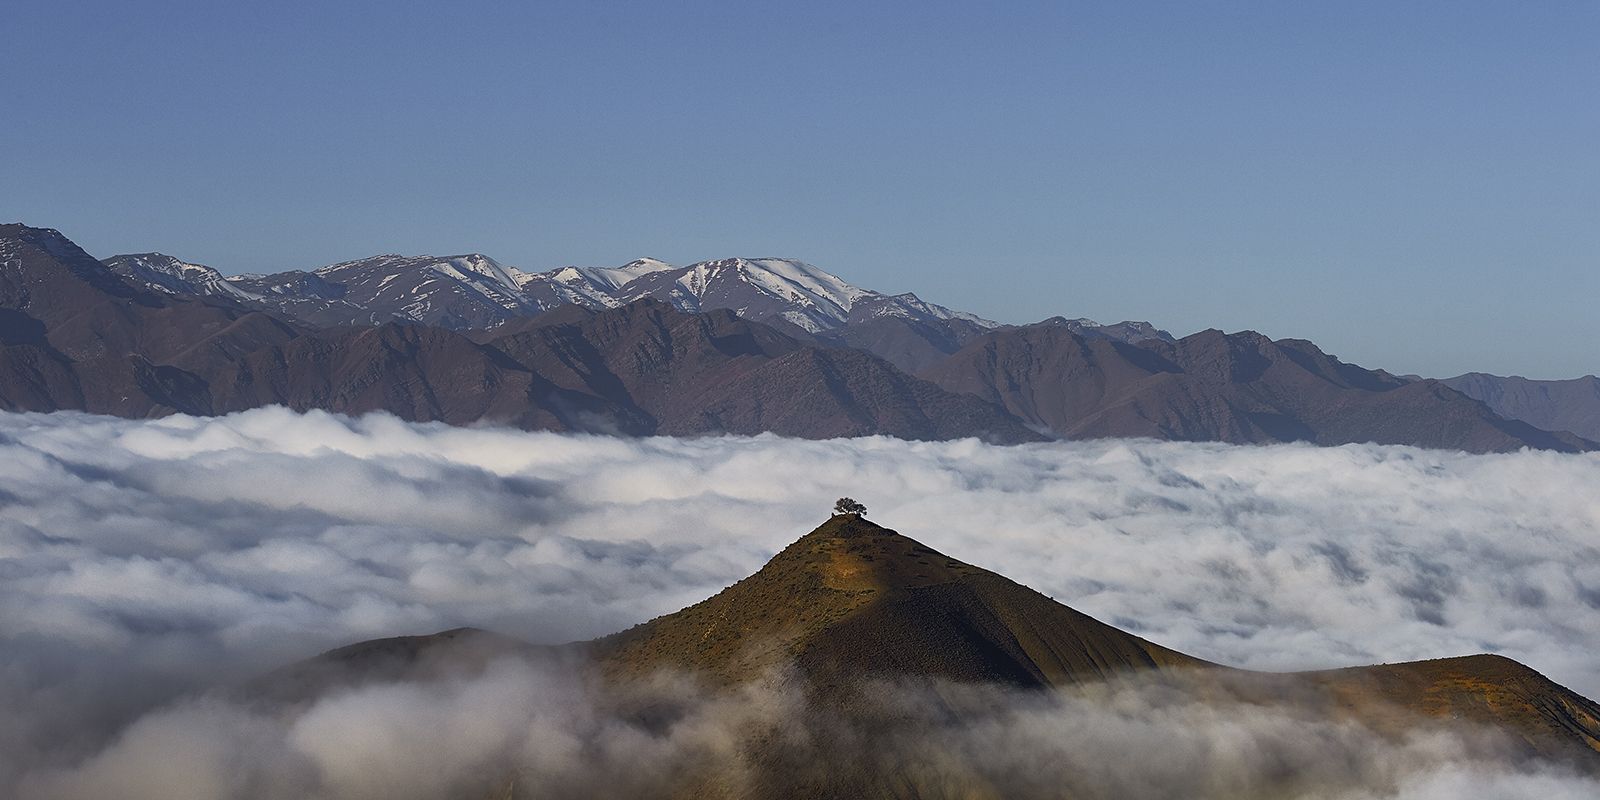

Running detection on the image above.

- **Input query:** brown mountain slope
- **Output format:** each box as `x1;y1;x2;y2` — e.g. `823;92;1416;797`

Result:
1442;372;1600;442
8;223;1595;452
239;627;547;710
0;224;301;415
589;516;1600;761
591;514;1205;689
1308;654;1600;761
255;516;1600;798
482;302;1044;440
197;304;1043;441
817;314;993;374
922;324;1596;452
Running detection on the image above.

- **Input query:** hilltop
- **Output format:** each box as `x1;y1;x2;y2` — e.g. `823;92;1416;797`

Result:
256;514;1600;799
591;514;1205;688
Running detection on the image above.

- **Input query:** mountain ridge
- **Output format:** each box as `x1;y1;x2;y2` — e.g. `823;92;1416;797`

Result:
1;222;1592;452
97;246;1175;356
4;226;1044;441
591;514;1209;689
1439;372;1600;442
921;323;1597;452
258;514;1600;797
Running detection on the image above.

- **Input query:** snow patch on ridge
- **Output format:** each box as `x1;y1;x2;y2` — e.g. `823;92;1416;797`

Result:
102;244;1159;343
103;253;264;301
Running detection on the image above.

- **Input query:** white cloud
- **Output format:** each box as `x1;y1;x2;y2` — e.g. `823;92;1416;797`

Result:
2;407;1598;794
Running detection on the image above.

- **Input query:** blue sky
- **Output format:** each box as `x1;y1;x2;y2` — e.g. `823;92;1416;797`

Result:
5;1;1596;378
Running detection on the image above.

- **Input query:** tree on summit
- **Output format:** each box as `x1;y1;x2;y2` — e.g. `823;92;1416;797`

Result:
833;497;866;516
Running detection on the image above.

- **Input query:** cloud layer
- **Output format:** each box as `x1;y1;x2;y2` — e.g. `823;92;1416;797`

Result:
2;407;1598;794
19;661;1600;800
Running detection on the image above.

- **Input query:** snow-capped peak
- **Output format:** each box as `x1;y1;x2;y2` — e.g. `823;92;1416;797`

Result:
732;258;869;309
102;253;262;301
103;245;1146;346
106;253;211;284
537;257;676;292
426;254;527;296
312;253;524;294
648;257;872;332
597;256;1001;334
874;292;1000;328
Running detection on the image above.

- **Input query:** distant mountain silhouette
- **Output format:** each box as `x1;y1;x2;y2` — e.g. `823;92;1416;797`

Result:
921;323;1596;452
1440;372;1600;442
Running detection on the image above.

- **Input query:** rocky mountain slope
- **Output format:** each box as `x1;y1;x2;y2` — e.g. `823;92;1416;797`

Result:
5;223;1591;451
4;225;1040;441
1440;372;1600;442
0;226;302;417
921;323;1596;452
207;301;1045;441
98;247;1172;371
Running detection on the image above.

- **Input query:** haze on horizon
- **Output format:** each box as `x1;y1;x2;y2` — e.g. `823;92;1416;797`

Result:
5;0;1596;379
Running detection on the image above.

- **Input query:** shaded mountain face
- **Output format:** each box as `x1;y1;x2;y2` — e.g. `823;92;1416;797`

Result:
0;225;301;416
1031;315;1176;345
477;303;1044;440
812;312;995;373
922;324;1598;452
4;226;1041;441
228;302;1044;441
219;253;547;329
1441;372;1600;442
258;516;1600;798
8;223;1588;452
809;313;1175;375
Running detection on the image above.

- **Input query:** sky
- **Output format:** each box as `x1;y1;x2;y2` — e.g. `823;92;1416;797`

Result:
3;1;1596;378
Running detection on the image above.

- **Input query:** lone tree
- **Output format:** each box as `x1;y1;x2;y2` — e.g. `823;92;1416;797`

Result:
833;497;867;517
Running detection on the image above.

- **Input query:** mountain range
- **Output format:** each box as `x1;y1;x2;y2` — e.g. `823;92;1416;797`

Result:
4;223;1595;451
922;325;1593;451
102;248;1171;375
257;514;1600;798
1440;372;1600;442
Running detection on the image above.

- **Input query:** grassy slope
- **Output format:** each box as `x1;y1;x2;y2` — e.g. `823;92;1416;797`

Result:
590;515;1207;689
255;516;1600;797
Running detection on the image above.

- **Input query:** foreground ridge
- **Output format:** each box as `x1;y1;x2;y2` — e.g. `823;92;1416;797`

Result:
592;514;1207;687
275;515;1600;773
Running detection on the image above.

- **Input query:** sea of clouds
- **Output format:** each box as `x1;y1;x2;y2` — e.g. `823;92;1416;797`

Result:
2;407;1598;797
